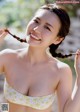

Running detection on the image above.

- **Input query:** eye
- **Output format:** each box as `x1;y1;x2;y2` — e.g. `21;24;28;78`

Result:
34;19;39;24
45;26;51;31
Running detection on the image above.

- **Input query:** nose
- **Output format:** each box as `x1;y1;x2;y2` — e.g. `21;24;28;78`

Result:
33;25;42;34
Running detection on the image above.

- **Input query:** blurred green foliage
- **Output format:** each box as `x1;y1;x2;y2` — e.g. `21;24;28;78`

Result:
0;0;80;30
0;0;42;29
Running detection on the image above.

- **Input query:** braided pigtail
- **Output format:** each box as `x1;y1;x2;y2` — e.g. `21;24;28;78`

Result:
53;53;72;58
49;44;72;58
4;29;75;58
4;29;27;43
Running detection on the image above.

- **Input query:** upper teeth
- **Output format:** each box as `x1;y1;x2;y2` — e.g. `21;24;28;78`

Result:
31;34;41;41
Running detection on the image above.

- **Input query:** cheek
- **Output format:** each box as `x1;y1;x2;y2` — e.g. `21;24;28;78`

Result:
43;31;53;40
42;32;53;44
26;21;34;34
51;30;59;40
43;31;57;44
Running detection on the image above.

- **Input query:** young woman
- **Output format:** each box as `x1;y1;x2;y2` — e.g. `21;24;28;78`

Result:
0;3;80;112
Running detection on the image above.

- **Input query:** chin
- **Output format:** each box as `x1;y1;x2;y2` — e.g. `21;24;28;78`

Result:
28;42;40;47
27;39;41;46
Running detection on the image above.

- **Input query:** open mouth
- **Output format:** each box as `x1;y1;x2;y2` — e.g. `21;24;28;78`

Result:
30;34;41;41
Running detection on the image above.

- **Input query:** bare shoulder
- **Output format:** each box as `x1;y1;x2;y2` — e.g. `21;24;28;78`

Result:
48;56;72;79
0;48;26;56
0;48;27;73
0;49;17;58
56;59;72;80
57;59;71;70
50;57;72;71
0;49;18;73
0;48;26;61
0;49;16;59
49;57;72;79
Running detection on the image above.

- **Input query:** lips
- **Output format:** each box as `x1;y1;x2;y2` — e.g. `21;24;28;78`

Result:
30;33;41;41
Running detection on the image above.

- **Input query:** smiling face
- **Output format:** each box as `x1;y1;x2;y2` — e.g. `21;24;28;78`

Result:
26;9;62;48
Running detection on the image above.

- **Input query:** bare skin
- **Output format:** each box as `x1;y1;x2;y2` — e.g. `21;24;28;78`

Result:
0;7;80;112
0;48;72;112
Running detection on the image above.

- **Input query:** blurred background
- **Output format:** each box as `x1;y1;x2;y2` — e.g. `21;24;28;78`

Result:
0;0;80;112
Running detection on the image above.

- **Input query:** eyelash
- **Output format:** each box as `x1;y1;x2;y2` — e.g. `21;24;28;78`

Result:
44;26;51;31
34;19;39;24
34;19;51;31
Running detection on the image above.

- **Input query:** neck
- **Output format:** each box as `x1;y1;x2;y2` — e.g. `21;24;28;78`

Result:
26;46;49;65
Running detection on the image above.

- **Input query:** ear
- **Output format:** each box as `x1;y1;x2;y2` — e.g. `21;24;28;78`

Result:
53;37;64;45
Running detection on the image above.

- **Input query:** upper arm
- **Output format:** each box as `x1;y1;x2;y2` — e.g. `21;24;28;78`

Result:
0;49;13;74
0;50;6;73
56;64;73;112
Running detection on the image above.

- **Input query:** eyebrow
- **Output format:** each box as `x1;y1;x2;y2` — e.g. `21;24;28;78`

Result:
36;17;54;29
46;23;54;29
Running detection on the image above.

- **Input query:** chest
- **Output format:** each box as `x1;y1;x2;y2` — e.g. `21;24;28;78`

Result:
4;60;59;96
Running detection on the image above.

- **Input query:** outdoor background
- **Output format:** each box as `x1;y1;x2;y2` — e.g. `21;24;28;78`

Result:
0;0;80;112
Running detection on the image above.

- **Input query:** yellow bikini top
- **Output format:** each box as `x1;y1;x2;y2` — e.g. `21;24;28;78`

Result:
4;78;55;110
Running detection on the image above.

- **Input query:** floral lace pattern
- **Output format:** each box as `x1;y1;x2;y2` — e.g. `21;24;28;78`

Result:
4;79;55;110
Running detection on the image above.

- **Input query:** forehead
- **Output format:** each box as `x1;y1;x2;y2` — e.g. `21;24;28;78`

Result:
34;9;61;28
